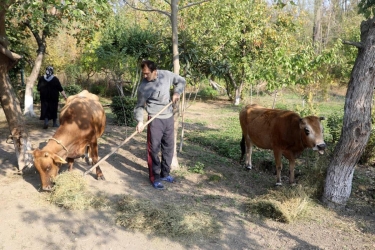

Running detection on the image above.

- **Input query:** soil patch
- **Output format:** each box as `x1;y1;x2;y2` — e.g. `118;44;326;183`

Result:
0;100;374;250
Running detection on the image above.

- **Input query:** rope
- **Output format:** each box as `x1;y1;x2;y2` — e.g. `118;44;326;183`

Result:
47;138;68;153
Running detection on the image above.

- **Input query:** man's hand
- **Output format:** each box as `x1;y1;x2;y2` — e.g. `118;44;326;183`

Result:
136;122;144;133
172;93;180;104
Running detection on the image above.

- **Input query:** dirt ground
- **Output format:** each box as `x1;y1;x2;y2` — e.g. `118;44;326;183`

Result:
0;100;374;250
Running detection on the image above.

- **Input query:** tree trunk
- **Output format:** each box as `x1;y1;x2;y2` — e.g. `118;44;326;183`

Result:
23;50;44;117
313;0;323;52
322;18;375;208
171;0;180;170
0;6;33;171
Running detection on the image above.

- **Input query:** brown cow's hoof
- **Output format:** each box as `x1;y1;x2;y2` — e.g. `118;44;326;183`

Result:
275;182;282;186
246;165;252;170
41;186;53;192
97;175;106;181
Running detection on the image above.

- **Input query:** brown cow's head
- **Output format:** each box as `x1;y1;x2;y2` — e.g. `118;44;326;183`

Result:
30;149;67;191
299;116;326;154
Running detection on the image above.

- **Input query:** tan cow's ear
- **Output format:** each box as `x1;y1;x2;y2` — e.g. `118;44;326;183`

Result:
52;154;67;164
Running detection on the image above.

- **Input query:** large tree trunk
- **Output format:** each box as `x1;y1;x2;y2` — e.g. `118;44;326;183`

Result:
0;5;33;171
171;0;180;170
322;18;375;208
313;0;323;52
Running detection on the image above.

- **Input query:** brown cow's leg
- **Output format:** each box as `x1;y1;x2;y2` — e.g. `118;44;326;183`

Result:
90;141;105;180
274;150;283;185
245;135;253;170
67;158;74;171
96;166;105;180
85;146;92;165
289;158;296;185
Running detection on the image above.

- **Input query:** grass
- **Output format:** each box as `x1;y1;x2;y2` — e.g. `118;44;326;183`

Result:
183;88;346;222
47;170;110;210
116;195;221;239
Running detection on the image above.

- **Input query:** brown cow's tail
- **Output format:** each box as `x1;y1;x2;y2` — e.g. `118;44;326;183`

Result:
240;134;246;162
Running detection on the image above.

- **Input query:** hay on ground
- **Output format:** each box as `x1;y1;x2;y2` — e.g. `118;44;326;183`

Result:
246;185;310;223
48;170;110;210
116;195;220;239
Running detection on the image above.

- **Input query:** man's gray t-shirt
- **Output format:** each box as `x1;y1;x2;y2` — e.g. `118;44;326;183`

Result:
134;70;186;122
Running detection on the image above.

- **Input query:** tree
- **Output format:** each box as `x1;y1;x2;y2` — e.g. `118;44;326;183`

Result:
7;0;110;117
95;8;161;97
123;0;211;169
322;17;375;208
0;1;33;171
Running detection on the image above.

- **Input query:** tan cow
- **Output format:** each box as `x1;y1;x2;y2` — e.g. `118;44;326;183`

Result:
239;104;326;185
30;90;106;191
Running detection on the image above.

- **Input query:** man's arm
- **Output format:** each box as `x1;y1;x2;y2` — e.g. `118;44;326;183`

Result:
172;74;186;104
134;84;147;133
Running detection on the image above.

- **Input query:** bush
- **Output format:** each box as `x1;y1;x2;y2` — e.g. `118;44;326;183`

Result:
33;86;40;104
359;128;375;165
110;96;137;126
326;112;343;144
64;84;82;96
90;84;106;96
198;87;218;100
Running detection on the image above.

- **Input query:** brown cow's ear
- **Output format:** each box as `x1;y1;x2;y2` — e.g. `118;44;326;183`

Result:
52;154;67;164
320;117;325;121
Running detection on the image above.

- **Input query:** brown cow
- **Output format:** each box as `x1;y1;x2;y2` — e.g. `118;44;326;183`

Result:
240;104;326;185
30;90;106;191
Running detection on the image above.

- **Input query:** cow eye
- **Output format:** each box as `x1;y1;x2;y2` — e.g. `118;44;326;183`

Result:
304;128;310;135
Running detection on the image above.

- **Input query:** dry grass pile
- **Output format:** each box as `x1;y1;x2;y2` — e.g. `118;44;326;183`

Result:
246;185;310;223
116;195;220;239
48;170;110;210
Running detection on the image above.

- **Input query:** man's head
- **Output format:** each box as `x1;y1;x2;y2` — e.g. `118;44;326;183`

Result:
141;60;157;82
45;66;54;77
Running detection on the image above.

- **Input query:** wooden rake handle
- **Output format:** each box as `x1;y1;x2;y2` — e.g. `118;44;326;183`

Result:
83;101;173;176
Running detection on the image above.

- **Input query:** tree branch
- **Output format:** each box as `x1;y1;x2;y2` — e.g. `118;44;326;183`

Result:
123;0;171;17
0;43;22;61
342;40;363;49
180;0;212;10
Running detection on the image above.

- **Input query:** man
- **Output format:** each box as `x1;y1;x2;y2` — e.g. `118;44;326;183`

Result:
134;60;186;190
37;66;67;129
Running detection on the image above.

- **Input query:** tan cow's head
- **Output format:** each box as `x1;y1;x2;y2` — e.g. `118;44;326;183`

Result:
29;149;67;191
299;116;326;154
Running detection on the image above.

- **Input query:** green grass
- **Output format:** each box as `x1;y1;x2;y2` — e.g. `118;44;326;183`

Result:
185;90;344;164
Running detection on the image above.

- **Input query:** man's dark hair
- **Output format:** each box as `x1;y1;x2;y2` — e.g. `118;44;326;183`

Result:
141;60;157;72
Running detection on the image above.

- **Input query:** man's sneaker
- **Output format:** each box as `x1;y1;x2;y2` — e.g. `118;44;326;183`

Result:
161;175;175;183
153;181;164;190
43;124;48;129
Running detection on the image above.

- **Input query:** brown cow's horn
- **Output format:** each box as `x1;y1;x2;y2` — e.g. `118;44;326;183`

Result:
44;152;49;157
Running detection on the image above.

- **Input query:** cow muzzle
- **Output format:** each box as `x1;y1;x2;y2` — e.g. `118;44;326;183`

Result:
317;143;326;154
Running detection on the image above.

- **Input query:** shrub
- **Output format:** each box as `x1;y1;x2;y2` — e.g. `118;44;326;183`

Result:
90;84;106;96
326;112;343;144
64;84;82;96
198;87;218;100
33;86;40;104
110;96;137;126
359;128;375;165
